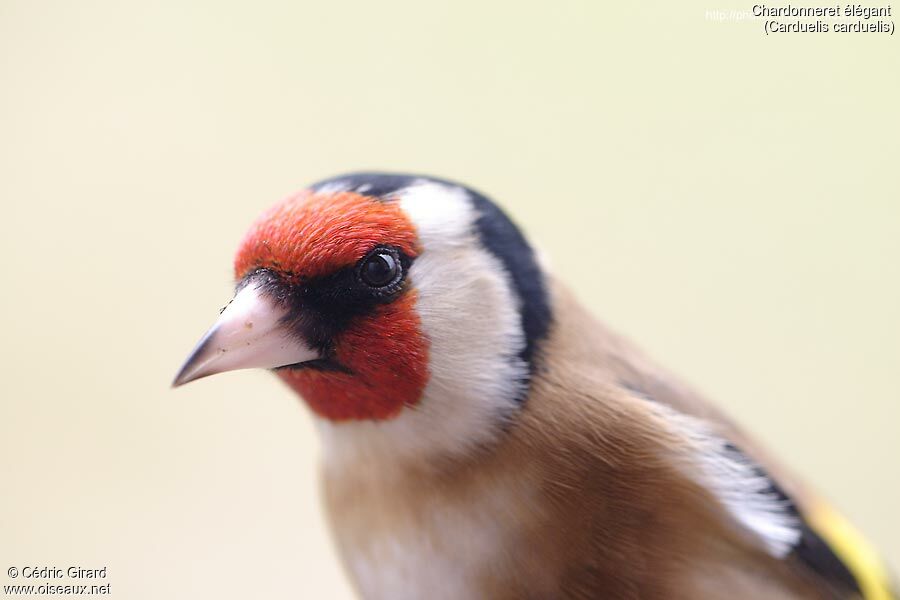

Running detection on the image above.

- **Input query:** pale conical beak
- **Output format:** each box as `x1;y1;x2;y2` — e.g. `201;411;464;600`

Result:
172;281;319;387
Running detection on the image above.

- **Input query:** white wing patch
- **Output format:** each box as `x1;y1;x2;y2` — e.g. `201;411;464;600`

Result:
646;401;801;557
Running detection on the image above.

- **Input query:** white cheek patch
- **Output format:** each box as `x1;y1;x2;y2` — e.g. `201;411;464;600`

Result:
316;181;528;467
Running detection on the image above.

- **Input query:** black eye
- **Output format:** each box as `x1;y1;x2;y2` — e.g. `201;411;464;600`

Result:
360;250;400;288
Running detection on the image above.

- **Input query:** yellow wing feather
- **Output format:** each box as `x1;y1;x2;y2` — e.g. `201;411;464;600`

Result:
806;500;895;600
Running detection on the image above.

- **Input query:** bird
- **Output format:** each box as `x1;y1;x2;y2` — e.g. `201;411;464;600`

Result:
173;173;896;600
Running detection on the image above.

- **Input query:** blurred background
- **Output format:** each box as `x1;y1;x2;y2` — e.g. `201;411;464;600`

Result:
1;1;897;597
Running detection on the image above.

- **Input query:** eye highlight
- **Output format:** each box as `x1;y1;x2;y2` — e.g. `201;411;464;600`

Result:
358;248;402;289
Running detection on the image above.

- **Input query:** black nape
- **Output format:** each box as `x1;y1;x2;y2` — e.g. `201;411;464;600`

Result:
466;187;551;371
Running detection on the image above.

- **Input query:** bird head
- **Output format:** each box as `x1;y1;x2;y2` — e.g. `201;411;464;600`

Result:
174;174;551;459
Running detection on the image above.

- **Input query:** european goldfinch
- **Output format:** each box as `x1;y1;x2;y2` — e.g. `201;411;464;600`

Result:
174;173;896;600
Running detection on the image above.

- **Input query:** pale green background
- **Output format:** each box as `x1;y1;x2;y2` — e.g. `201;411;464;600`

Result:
1;1;897;598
